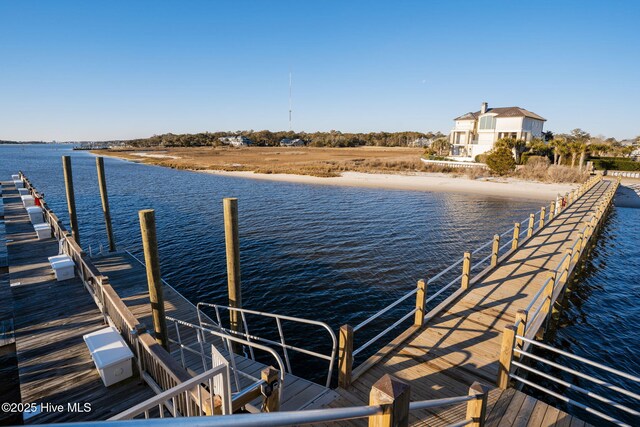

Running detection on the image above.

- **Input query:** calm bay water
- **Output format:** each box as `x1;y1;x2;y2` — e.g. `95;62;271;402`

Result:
1;144;637;422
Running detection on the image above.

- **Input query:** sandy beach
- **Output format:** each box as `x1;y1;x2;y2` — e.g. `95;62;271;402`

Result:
201;170;577;201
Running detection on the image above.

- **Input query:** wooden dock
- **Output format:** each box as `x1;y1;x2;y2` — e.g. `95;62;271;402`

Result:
0;181;155;423
322;179;614;426
1;166;622;426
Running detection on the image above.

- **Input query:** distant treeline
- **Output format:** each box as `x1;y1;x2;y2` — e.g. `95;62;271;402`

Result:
126;130;446;148
0;140;47;144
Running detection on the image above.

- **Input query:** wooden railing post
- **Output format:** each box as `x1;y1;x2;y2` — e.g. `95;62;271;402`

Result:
490;234;500;267
62;156;80;245
223;197;242;351
138;209;169;351
369;374;410;427
414;279;427;327
260;366;280;413
466;382;490;427
549;200;555;220
561;248;572;286
576;233;584;261
461;252;472;290
526;214;535;238
497;325;516;389
537;273;555;340
338;324;354;388
514;309;527;356
539;207;546;229
511;223;520;250
96;157;116;252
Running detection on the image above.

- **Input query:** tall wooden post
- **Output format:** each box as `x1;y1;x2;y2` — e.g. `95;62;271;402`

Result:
338;324;354;388
369;375;410;427
62;156;80;245
549;200;555;220
511;223;520;250
139;209;169;351
490;234;500;267
223;198;242;348
414;279;427;327
539;207;546;229
466;382;490;427
461;252;472;290
497;325;516;389
96;157;116;252
527;214;535;238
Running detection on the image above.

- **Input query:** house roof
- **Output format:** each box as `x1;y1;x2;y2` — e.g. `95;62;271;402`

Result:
455;107;546;121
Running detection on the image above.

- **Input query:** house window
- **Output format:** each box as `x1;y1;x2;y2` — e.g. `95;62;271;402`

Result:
479;115;496;130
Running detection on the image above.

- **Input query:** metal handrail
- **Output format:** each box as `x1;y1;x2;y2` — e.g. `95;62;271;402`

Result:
514;348;640;402
353;288;417;332
197;303;337;388
510;374;630;427
511;361;639;417
516;336;640;383
165;316;286;403
353;308;417;356
111;363;232;419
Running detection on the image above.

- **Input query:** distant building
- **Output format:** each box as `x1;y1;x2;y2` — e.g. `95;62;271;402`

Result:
410;137;435;148
219;136;253;147
449;102;546;160
280;138;306;147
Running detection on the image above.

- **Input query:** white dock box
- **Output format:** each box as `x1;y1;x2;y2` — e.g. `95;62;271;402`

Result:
83;326;134;387
18;188;29;196
11;174;19;180
48;254;75;281
26;206;44;224
14;180;24;189
34;223;51;240
22;195;35;207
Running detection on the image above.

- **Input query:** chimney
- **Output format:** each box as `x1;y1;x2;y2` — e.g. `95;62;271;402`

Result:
481;102;488;114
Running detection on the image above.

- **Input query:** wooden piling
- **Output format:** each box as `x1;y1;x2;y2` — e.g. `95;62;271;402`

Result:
96;157;116;252
62;156;80;245
497;325;516;389
461;252;472;290
466;382;489;427
490;234;500;267
223;198;242;347
511;223;520;250
338;324;354;388
368;374;410;427
138;209;169;351
414;279;427;327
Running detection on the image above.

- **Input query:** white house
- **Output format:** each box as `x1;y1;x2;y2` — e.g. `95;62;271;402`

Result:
449;102;546;160
219;136;253;147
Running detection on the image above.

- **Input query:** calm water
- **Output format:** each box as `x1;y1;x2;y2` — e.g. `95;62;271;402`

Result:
1;145;637;422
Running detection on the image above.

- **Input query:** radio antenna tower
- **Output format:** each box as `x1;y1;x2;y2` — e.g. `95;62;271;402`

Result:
288;70;292;131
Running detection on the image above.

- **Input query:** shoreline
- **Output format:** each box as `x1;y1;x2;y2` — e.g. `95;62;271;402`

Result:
201;170;576;202
95;150;576;201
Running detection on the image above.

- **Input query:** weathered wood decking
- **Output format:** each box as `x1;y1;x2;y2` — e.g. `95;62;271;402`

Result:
322;180;612;426
1;182;156;424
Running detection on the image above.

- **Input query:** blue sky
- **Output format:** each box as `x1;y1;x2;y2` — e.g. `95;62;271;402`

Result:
1;0;639;141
